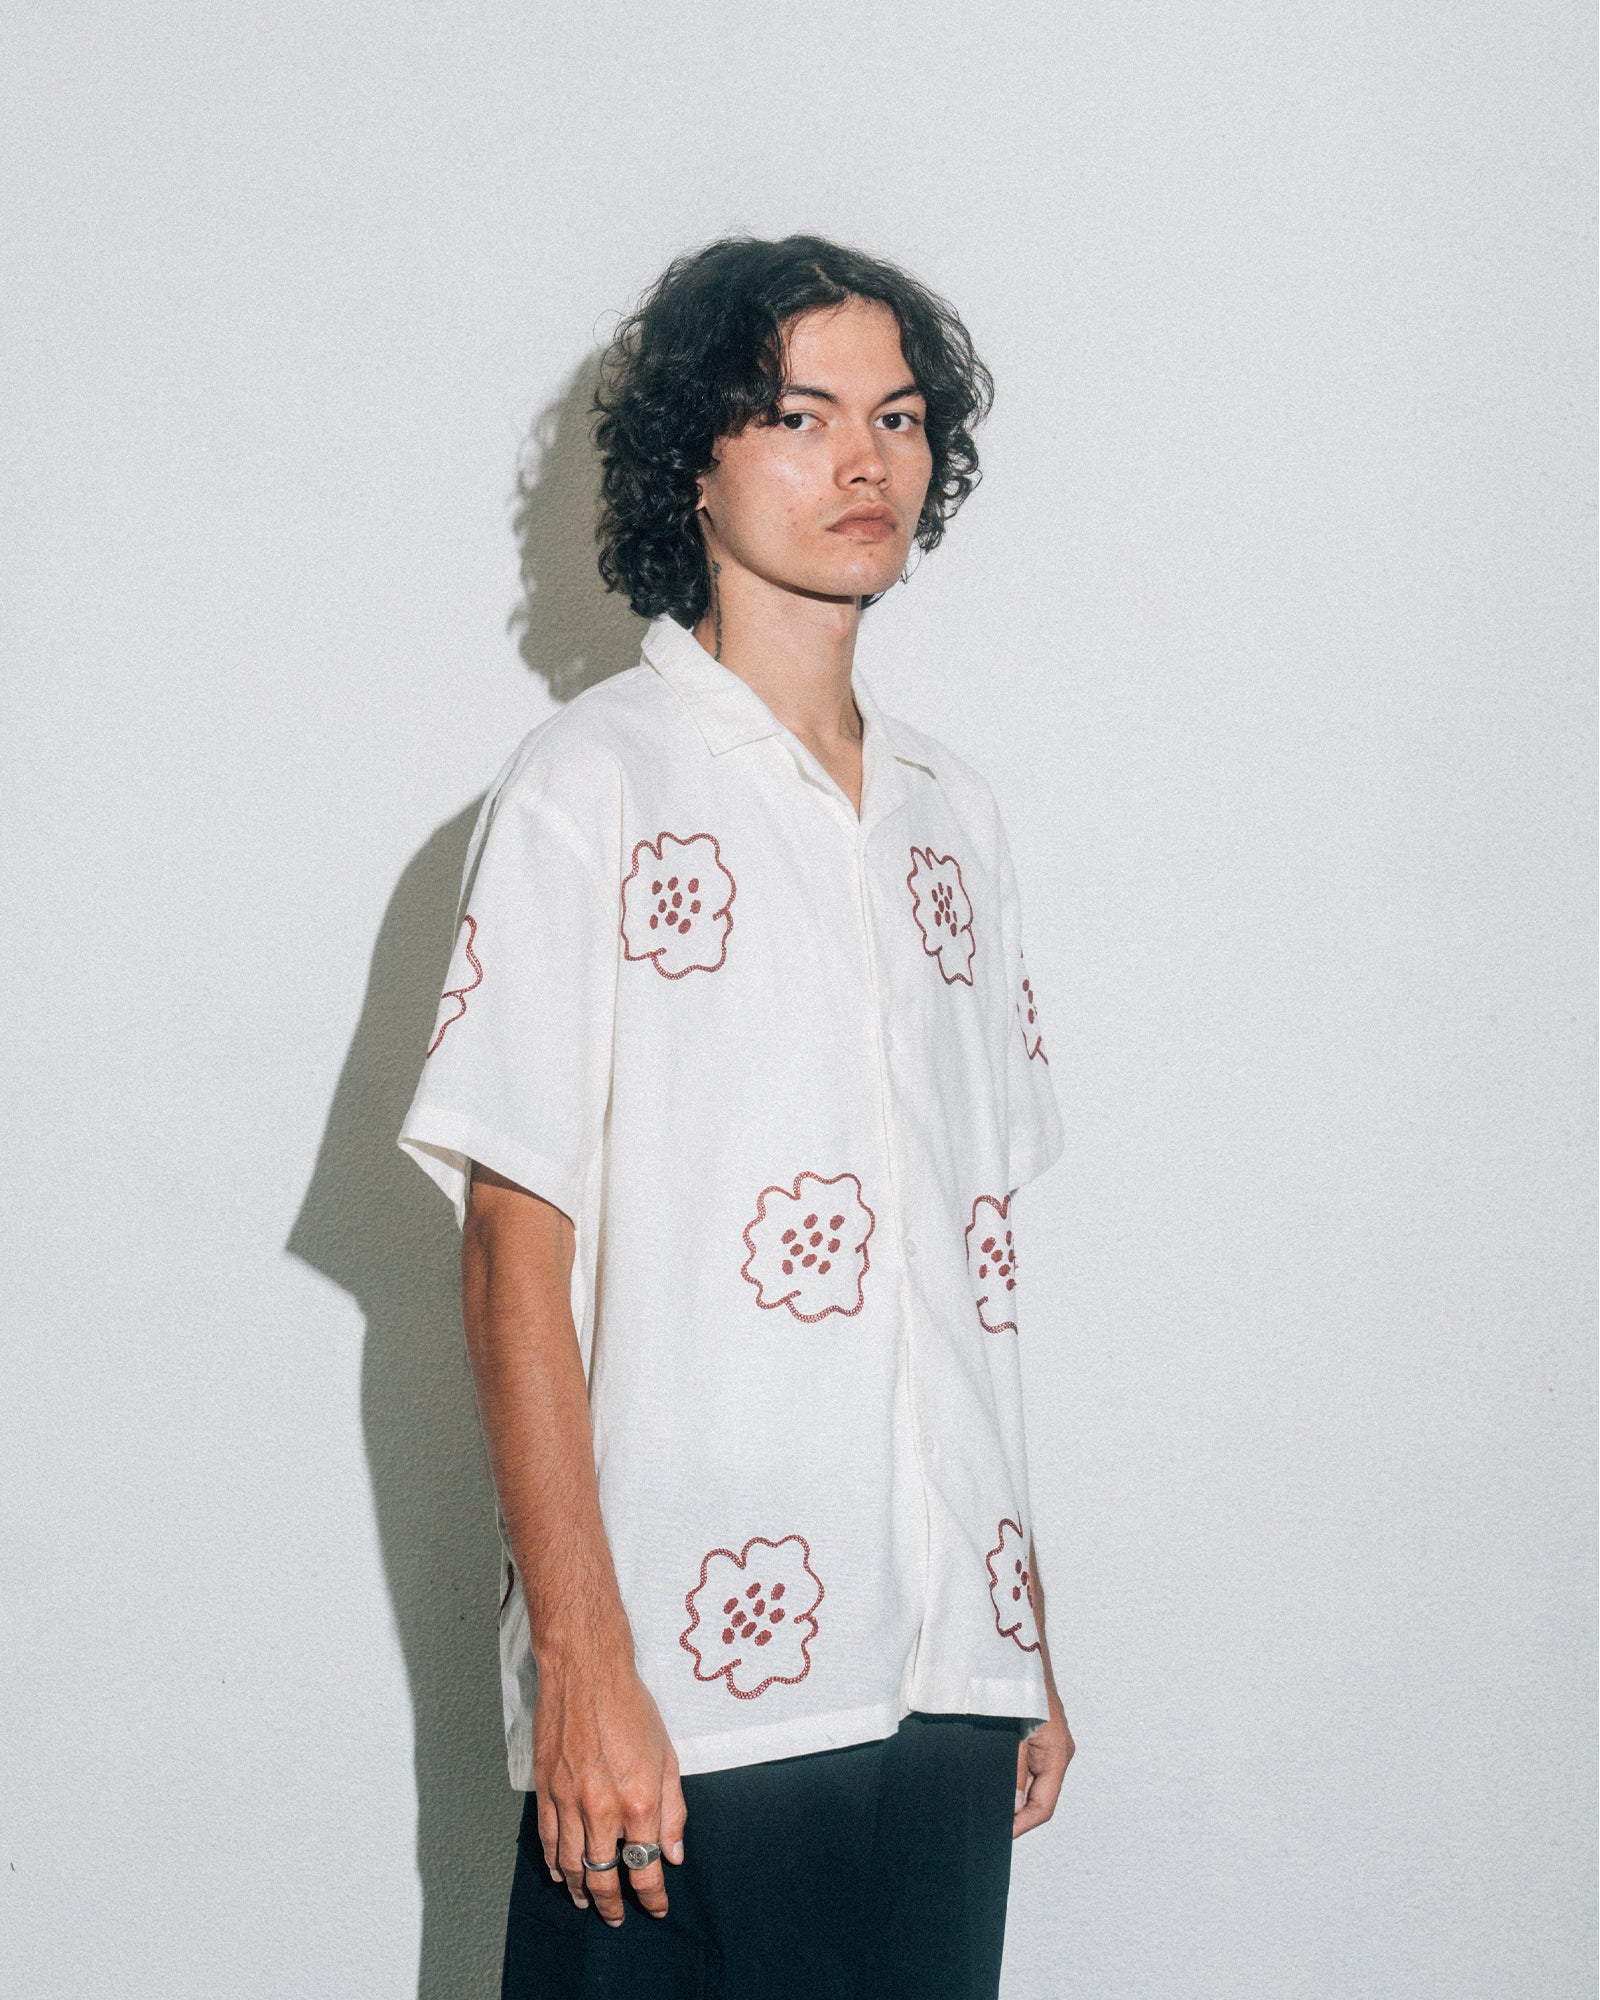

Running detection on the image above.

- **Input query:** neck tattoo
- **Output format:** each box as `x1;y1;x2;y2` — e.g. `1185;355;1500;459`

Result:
710;559;724;661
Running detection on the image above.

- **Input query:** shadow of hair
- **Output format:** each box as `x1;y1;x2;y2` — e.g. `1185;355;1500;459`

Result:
510;350;650;705
286;352;644;1997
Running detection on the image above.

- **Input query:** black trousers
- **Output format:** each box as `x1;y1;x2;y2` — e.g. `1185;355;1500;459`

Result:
501;1710;1025;2000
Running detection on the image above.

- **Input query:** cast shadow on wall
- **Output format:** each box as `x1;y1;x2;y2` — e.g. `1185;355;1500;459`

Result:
287;353;645;2000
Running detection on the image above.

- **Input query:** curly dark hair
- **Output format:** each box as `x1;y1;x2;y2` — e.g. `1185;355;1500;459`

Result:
593;234;994;627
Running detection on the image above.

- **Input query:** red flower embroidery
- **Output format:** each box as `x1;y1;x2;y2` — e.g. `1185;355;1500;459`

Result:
740;1171;876;1321
986;1516;1041;1654
966;1193;1019;1334
1017;948;1048;1062
906;845;975;985
426;914;482;1057
680;1533;825;1699
621;831;736;978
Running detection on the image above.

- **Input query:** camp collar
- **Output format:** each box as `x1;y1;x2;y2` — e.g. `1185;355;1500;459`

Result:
640;614;936;776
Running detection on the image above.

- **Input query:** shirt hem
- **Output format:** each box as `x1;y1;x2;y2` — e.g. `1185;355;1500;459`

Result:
502;1684;1050;1789
909;1669;1050;1733
669;1702;908;1777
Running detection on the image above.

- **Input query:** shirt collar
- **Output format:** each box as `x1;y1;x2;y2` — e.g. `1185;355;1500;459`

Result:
641;614;936;776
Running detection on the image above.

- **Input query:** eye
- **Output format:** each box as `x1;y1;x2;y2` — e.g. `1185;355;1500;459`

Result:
777;409;820;430
877;410;925;432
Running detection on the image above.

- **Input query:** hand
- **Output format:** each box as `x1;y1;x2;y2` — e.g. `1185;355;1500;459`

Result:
1013;1681;1074;1838
532;1650;687;1925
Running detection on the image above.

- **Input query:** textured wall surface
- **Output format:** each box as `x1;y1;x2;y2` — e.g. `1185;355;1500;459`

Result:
3;4;1593;1995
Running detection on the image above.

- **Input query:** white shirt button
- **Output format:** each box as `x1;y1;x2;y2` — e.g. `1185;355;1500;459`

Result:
921;1432;939;1456
904;1238;919;1263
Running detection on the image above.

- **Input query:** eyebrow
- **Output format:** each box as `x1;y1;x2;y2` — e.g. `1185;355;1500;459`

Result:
781;381;925;407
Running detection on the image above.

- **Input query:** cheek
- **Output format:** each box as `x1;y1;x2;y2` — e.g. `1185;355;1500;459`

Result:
900;441;935;501
716;451;821;540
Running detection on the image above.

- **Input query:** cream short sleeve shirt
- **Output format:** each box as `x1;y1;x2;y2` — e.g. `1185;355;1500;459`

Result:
399;614;1064;1782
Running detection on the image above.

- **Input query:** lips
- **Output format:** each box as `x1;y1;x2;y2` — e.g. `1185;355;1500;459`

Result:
828;506;898;542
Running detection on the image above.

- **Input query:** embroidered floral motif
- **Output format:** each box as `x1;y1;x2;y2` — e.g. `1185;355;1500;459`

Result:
906;845;975;985
1017;948;1048;1062
620;831;736;978
966;1194;1019;1334
680;1533;825;1699
426;914;483;1057
986;1516;1041;1653
740;1171;876;1321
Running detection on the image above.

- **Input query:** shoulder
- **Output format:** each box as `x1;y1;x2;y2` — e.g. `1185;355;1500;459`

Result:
485;663;674;814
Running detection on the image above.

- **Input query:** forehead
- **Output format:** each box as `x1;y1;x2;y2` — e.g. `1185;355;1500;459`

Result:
780;297;916;387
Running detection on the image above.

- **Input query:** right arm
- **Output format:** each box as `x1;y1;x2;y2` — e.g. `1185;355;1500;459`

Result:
461;1161;686;1925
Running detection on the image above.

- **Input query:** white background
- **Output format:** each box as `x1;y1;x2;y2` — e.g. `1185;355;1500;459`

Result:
3;4;1593;1996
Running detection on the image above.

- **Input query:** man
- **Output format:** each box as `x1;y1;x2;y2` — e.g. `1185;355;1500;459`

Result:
400;234;1074;1998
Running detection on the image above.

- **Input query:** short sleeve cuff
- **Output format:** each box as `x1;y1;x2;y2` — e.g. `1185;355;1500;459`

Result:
398;1103;584;1231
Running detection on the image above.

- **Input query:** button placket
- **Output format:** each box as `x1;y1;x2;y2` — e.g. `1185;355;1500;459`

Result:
853;815;947;1656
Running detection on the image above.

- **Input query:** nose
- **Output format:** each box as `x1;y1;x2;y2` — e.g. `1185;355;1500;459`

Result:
836;417;888;489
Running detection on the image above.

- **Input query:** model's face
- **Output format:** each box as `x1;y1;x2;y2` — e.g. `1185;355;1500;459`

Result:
696;297;934;604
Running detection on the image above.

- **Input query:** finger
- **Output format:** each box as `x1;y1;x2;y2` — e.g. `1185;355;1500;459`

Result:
659;1760;688;1868
620;1794;671;1918
1012;1757;1066;1837
581;1807;626;1926
553;1801;592;1909
536;1793;563;1883
624;1850;668;1917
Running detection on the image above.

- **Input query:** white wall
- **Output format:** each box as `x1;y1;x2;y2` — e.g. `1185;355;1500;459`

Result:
3;4;1592;1995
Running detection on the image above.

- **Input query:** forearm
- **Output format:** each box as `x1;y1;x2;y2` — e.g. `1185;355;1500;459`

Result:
461;1169;632;1672
1015;1536;1075;1834
1029;1535;1062;1704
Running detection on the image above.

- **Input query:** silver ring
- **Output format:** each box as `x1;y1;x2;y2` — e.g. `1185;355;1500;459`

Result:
581;1853;619;1872
622;1841;661;1870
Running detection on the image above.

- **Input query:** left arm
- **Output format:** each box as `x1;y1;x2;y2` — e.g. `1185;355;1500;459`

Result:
1014;1537;1075;1837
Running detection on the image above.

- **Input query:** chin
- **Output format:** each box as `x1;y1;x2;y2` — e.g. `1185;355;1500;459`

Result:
798;551;908;602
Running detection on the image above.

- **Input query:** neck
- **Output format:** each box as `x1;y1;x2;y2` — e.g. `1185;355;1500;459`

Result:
692;557;863;745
